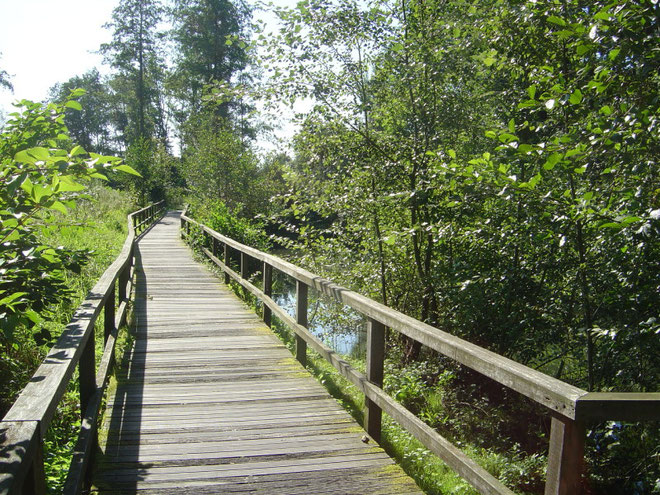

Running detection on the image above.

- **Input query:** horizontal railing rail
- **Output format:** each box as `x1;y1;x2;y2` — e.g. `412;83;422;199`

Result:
180;210;660;495
0;200;165;495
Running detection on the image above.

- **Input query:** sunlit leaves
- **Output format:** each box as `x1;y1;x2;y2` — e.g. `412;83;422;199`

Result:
0;98;135;342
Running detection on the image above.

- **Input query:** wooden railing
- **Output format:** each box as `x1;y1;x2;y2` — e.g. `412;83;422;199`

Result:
0;201;165;495
181;210;660;495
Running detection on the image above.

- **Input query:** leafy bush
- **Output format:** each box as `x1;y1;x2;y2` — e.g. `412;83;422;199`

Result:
187;199;270;249
0;95;138;345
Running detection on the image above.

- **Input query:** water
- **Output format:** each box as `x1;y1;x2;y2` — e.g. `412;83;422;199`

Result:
273;277;367;358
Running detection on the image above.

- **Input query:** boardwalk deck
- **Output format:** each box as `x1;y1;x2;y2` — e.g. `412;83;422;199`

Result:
92;212;421;494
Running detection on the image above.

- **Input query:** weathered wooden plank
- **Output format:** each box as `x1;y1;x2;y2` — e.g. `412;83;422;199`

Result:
545;417;585;495
0;421;44;495
94;211;421;495
200;247;514;494
574;392;660;421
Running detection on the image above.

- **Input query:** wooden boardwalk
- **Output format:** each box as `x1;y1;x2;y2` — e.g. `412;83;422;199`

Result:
92;212;421;494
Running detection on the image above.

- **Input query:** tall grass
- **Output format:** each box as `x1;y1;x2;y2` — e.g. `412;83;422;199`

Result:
0;184;137;492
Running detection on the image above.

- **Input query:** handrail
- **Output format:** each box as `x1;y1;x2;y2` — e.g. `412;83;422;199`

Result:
180;211;660;495
0;200;165;495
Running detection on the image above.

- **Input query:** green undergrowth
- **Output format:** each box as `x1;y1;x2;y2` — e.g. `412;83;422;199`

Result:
0;185;137;493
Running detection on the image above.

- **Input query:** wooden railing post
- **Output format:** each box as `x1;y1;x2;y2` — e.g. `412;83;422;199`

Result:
263;262;272;327
545;416;585;495
296;281;308;367
212;237;218;258
104;284;116;343
241;252;248;280
118;250;130;303
78;337;95;422
365;317;386;442
223;243;230;284
23;441;46;495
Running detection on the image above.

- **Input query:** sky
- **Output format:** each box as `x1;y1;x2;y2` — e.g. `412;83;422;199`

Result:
0;0;301;151
0;0;117;118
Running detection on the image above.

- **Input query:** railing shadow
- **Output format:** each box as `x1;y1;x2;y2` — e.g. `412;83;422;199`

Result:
96;241;149;490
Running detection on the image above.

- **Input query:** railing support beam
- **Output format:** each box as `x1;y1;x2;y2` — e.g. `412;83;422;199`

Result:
223;243;230;284
296;281;308;367
263;262;272;327
104;285;115;343
545;416;585;495
365;318;385;442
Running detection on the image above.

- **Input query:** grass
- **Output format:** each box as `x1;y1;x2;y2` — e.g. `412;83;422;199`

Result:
1;184;138;493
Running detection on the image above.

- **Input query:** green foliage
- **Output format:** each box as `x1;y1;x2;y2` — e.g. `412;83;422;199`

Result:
121;136;181;204
0;184;135;415
48;70;117;155
187;199;269;249
0;97;133;344
181;113;267;217
264;0;659;492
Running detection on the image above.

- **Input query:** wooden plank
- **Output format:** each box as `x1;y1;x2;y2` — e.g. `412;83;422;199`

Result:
574;392;660;421
198;259;514;494
0;421;44;495
93;212;421;495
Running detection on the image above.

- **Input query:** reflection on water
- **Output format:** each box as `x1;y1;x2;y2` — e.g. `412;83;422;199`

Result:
273;279;366;358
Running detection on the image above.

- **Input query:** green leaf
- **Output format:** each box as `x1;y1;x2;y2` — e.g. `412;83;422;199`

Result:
0;292;27;307
15;147;50;164
569;89;583;105
24;309;43;325
527;85;536;100
64;100;82;111
115;164;142;177
56;177;86;192
508;119;515;133
608;48;620;61
547;15;566;26
70;145;86;156
620;216;642;225
543;152;563;170
576;44;591;56
32;185;51;203
594;11;611;21
447;149;456;160
499;133;517;144
50;201;68;214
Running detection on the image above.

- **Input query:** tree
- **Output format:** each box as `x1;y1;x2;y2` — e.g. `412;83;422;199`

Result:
0;52;12;93
100;0;167;145
48;70;117;155
170;0;251;121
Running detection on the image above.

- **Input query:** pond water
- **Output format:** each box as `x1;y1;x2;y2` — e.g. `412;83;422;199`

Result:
272;277;367;358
